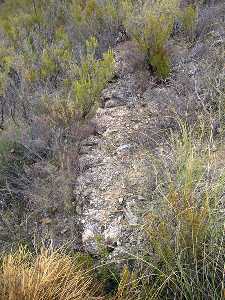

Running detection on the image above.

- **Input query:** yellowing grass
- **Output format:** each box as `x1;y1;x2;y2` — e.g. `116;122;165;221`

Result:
0;246;103;300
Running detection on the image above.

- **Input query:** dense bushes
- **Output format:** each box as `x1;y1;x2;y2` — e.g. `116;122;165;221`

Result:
0;0;115;160
0;0;116;128
0;0;115;252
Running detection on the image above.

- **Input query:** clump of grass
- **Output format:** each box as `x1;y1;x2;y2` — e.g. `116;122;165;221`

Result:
110;122;225;299
140;122;225;299
0;245;102;300
112;265;138;300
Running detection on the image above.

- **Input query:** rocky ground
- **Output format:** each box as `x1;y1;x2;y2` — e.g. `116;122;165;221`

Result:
76;29;224;257
76;6;225;255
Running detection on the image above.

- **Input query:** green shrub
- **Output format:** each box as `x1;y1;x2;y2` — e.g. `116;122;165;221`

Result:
123;0;180;78
42;37;114;127
180;4;198;41
73;37;114;118
39;28;73;81
70;0;122;51
0;47;14;96
0;0;115;128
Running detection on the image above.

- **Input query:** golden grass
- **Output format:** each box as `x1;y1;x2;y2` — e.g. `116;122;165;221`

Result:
0;246;103;300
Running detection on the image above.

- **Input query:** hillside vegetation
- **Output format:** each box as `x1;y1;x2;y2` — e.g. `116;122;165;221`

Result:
0;0;224;299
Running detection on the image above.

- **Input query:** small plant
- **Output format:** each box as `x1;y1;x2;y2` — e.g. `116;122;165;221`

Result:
113;266;138;300
180;4;198;41
123;0;180;78
0;47;14;97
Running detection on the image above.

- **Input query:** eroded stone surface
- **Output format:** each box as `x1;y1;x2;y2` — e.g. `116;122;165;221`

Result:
75;25;225;255
75;42;180;255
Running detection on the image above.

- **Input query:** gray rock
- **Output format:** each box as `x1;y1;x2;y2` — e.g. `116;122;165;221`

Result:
116;144;132;152
104;99;126;108
103;217;122;243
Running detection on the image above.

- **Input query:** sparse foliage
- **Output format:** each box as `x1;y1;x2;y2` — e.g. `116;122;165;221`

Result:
180;4;198;40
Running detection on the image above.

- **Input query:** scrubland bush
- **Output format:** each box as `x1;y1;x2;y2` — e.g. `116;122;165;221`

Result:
0;0;115;129
41;37;114;127
122;0;201;78
0;0;115;152
0;0;115;251
179;4;198;40
70;0;123;54
0;0;224;299
122;0;180;78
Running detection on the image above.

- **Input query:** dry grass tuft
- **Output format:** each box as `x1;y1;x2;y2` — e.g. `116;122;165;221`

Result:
0;246;103;300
